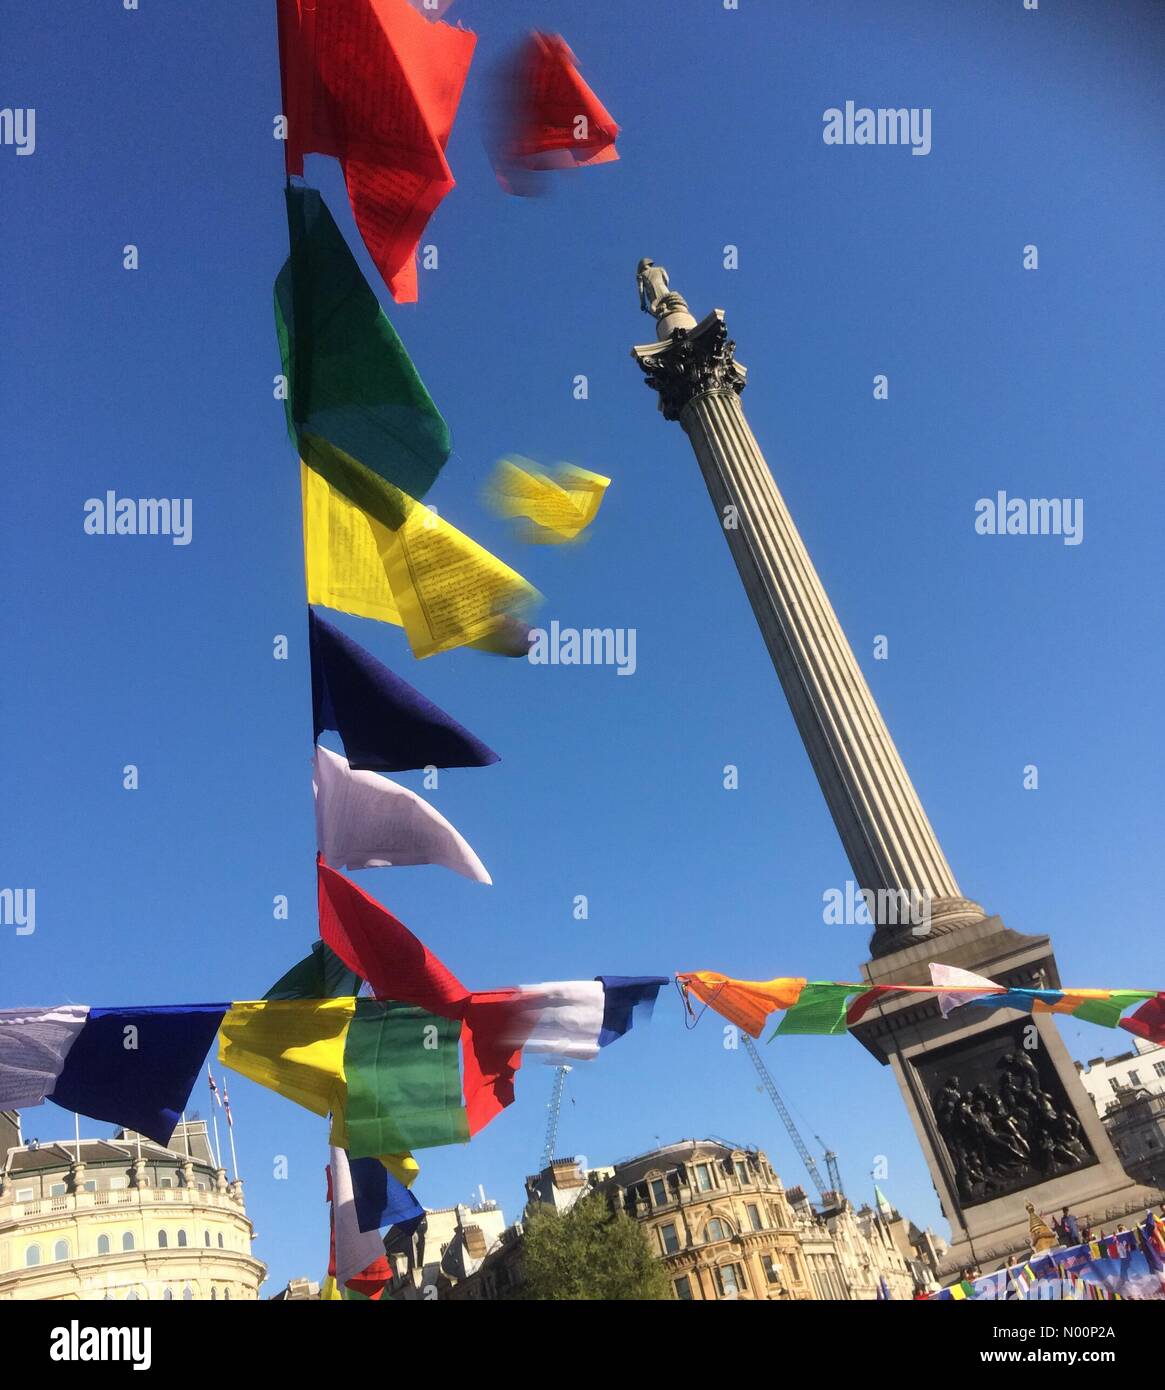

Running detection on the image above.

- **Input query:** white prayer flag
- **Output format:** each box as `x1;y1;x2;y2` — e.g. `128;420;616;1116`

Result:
0;1006;90;1109
314;744;491;883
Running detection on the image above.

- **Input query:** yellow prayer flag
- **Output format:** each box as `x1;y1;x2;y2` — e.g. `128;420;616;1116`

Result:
485;456;610;543
219;998;355;1118
320;1275;343;1301
302;460;539;658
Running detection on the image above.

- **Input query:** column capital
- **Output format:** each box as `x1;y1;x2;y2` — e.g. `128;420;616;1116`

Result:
632;310;747;421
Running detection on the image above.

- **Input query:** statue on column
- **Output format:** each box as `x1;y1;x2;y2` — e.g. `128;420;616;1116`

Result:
637;258;691;321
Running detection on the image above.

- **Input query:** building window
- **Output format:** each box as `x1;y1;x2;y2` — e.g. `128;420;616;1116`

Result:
735;1161;750;1185
126;1291;138;1301
674;1275;693;1301
97;1234;111;1255
705;1218;729;1243
50;1182;67;1197
224;1288;231;1301
110;1177;127;1190
1109;1079;1121;1093
1154;1061;1165;1079
15;1186;33;1202
158;1231;169;1248
183;1285;193;1301
716;1263;745;1297
650;1178;668;1206
177;1230;188;1247
122;1232;135;1252
160;1177;173;1188
747;1203;763;1232
660;1223;680;1255
53;1239;70;1262
694;1164;713;1192
762;1254;782;1284
204;1231;211;1247
787;1253;801;1282
211;1288;217;1300
217;1232;224;1249
163;1289;173;1301
1129;1071;1141;1085
25;1244;42;1267
83;1181;96;1192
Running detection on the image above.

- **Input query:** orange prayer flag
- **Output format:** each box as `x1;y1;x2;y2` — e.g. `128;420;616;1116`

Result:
676;973;806;1039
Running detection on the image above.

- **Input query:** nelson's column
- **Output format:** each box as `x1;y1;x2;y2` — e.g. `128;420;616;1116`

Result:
631;260;1162;1273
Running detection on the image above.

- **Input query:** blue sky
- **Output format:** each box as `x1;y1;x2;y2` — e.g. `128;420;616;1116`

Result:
4;0;1164;1293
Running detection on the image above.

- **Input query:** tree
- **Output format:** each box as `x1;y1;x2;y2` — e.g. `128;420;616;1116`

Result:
516;1192;673;1301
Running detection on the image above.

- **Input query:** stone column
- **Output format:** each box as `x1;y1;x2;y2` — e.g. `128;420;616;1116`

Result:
633;305;983;954
631;266;1163;1274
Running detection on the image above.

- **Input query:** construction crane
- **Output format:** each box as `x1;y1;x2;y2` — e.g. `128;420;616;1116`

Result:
541;1065;572;1169
740;1034;844;1205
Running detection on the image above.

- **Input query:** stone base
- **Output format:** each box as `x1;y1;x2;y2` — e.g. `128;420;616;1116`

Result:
849;915;1164;1277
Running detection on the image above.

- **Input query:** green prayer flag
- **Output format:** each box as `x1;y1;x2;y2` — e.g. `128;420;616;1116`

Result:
264;940;364;1001
772;982;860;1037
1072;991;1156;1029
275;186;451;502
342;999;469;1158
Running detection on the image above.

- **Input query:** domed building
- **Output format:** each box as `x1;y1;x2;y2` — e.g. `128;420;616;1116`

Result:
0;1111;265;1301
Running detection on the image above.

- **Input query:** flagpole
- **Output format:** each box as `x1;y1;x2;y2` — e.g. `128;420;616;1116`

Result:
224;1092;240;1183
74;1112;80;1164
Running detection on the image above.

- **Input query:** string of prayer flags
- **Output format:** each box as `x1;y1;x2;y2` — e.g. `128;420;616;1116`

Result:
596;977;669;1047
0;1006;88;1110
310;609;499;773
276;187;451;502
489;33;619;197
264;939;364;1002
927;965;1157;1029
47;1005;228;1146
276;0;476;303
349;1153;424;1234
301;453;539;658
484;456;611;544
314;743;491;882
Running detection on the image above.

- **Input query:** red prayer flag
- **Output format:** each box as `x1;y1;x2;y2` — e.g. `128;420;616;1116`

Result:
316;860;524;1136
490;32;619;196
277;0;476;302
317;858;467;1016
1119;992;1165;1045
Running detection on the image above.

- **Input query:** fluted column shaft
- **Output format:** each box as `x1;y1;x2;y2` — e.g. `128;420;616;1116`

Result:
683;388;960;906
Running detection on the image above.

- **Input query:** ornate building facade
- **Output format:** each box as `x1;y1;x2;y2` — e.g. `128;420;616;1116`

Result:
610;1140;816;1300
0;1117;265;1301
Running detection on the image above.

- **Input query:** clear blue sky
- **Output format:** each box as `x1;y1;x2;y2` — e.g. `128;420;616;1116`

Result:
4;0;1164;1293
